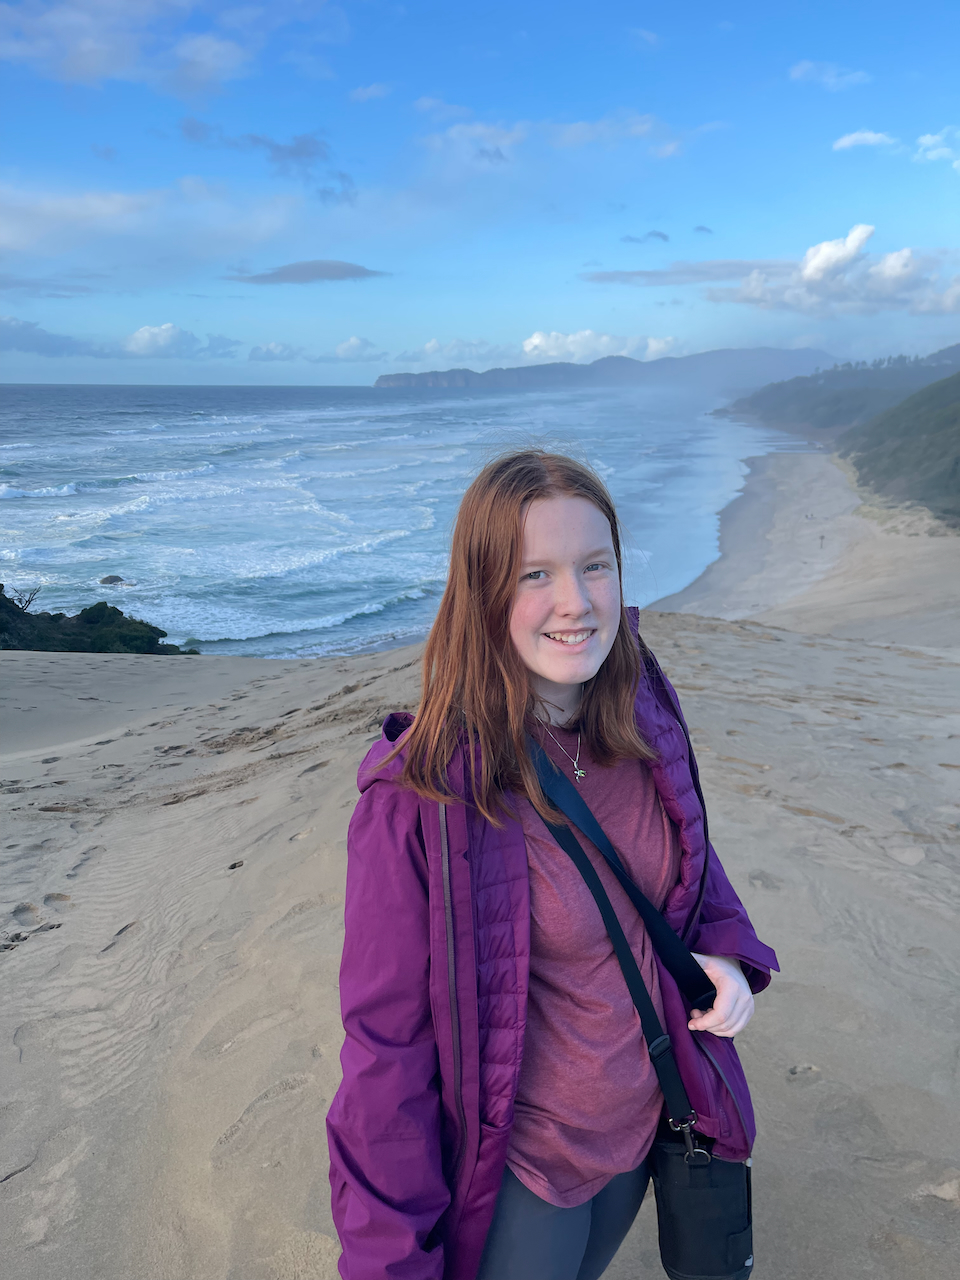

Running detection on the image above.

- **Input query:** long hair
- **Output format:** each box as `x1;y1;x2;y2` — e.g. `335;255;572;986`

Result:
386;450;655;823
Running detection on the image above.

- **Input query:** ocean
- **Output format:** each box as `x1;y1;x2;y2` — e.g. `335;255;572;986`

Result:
1;383;809;658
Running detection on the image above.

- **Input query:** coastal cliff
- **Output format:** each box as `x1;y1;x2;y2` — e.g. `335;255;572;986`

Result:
375;346;834;394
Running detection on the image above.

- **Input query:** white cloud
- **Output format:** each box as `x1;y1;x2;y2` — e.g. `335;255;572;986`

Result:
415;107;690;184
0;178;295;265
833;130;897;150
1;315;240;358
0;1;334;92
123;323;239;358
170;33;248;92
915;126;960;172
333;336;387;361
0;314;110;356
629;28;659;47
0;184;164;251
583;259;795;287
521;330;674;363
350;82;390;102
0;2;236;89
248;341;304;362
552;111;655;148
249;336;388;363
393;337;518;367
706;224;960;315
789;60;871;91
424;121;527;165
797;223;874;282
645;337;676;360
414;96;472;119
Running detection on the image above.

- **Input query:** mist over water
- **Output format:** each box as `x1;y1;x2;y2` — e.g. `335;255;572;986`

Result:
1;384;810;657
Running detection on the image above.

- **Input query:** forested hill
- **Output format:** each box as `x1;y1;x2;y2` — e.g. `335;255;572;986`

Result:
715;343;960;435
839;371;960;527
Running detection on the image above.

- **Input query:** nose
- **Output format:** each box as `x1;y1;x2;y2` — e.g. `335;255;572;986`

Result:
553;568;592;619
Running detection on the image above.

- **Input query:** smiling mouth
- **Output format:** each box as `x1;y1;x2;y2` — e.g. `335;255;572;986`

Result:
543;629;595;646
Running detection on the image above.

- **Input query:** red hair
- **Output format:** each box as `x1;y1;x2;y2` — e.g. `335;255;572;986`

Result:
387;450;654;823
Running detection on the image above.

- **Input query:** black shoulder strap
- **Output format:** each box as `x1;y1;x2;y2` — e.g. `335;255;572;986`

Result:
526;734;717;1011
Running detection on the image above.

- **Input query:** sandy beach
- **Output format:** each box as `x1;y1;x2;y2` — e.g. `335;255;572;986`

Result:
3;457;960;1280
652;451;960;659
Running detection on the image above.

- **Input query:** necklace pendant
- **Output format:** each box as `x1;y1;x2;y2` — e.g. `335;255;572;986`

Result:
574;767;586;782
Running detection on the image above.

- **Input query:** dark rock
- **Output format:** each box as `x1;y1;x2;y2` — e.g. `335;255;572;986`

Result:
99;575;124;585
0;585;195;655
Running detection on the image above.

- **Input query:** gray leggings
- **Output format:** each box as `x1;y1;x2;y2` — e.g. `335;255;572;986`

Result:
475;1162;650;1280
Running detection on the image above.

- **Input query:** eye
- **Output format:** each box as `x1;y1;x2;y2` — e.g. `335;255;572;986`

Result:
584;562;604;572
523;570;545;581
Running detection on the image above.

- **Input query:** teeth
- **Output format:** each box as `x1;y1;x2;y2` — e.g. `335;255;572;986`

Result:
545;631;591;645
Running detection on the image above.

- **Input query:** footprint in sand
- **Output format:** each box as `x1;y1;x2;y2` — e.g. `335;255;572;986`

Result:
886;846;925;866
213;1074;314;1162
65;845;106;878
100;921;142;953
748;870;783;891
787;1064;821;1085
267;1231;340;1280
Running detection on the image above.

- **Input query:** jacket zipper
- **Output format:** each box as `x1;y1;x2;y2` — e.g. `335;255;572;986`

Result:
439;802;468;1177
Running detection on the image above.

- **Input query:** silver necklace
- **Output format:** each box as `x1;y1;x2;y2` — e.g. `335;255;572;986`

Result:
541;723;586;782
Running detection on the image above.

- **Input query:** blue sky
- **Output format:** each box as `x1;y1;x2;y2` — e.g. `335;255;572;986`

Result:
2;0;958;384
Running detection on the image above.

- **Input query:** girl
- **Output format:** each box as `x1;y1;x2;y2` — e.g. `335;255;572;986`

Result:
327;451;777;1280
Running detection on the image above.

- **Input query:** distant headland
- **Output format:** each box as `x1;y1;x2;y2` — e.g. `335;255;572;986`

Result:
375;346;836;394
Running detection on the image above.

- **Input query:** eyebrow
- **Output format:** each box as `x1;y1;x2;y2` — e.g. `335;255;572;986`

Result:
519;546;614;568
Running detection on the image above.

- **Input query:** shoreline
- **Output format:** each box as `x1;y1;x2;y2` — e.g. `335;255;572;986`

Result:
649;450;960;659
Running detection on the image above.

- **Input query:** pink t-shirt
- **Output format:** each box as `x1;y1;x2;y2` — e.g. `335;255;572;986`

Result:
507;725;682;1207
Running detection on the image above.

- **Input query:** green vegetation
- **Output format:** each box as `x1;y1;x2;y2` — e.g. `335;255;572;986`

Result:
840;371;960;527
0;588;199;654
715;344;960;435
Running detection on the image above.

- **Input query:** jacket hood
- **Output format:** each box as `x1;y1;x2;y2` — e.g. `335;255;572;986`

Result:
356;711;415;793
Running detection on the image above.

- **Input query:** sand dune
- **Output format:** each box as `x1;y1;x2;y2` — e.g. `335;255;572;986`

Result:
2;464;959;1279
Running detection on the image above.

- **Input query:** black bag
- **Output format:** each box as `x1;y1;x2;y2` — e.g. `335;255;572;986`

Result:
648;1137;753;1280
527;734;754;1280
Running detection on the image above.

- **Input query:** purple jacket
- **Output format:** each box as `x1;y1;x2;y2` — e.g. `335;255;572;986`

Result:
327;618;779;1279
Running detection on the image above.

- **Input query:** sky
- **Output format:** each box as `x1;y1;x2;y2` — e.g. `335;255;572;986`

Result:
1;0;959;385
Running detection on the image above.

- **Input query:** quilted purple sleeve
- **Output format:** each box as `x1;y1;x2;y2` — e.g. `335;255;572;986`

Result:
689;845;780;992
658;666;780;992
326;782;450;1279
